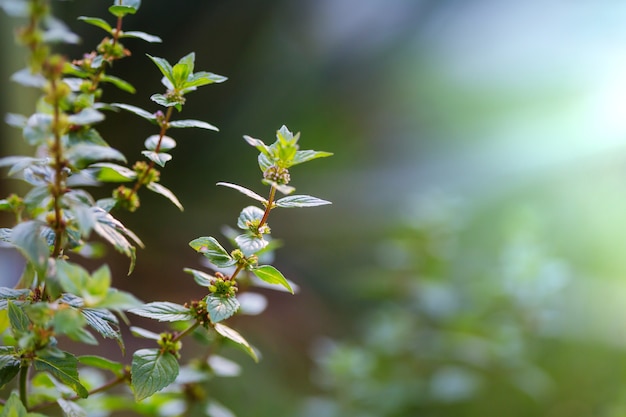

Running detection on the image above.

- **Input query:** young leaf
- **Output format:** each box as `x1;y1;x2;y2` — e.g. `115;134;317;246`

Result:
275;195;332;208
33;351;89;398
168;119;218;131
129;302;192;322
237;206;264;230
131;348;179;401
205;295;240;323
290;149;333;166
77;16;113;34
150;93;181;109
109;5;138;17
189;237;234;268
183;268;216;287
213;323;258;362
120;31;162;43
141;151;172;167
146;55;174;85
251;265;293;294
147;182;183;211
262;180;295;195
243;135;271;156
217;182;267;203
183;71;227;89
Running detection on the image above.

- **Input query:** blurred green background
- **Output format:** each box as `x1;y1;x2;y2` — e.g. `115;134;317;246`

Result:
4;1;626;416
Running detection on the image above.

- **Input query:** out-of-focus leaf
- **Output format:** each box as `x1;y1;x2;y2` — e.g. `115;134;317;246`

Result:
168;119;218;131
120;31;161;43
183;268;216;287
216;182;267;203
77;16;113;33
147;182;183;211
213;323;258;362
10;221;48;273
141;151;172;167
101;75;136;93
144;135;176;152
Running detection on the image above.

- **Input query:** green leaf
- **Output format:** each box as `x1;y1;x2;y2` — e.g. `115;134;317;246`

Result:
56;260;89;296
129;302;192;322
205;295;239;323
141;151;171;167
275;195;332;208
213;323;258;362
79;355;124;375
68;108;105;126
216;182;267;203
0;353;20;388
81;308;120;340
109;5;138;17
0;392;27;417
10;221;48;273
146;55;173;85
291;149;334;166
147;182;183;211
101;74;136;93
120;30;161;43
34;351;88;398
57;398;86;417
144;135;176;152
183;71;227;89
131;348;179;401
172;63;192;89
183;268;216;287
237;206;264;230
67;144;126;169
8;301;29;333
77;16;113;33
235;234;267;256
0;288;30;308
111;103;157;122
189;237;234;268
92;208;143;273
90;162;137;182
168;119;218;131
150;93;182;109
251;265;293;294
243;135;271;156
176;52;195;76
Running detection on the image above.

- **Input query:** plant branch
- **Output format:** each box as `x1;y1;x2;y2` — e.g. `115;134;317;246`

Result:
50;77;66;258
28;374;128;412
173;321;200;343
258;185;276;229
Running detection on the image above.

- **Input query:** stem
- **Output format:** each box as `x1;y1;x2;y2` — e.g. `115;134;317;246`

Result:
50;77;66;258
229;265;244;281
19;362;29;408
130;107;174;196
28;374;127;412
173;321;200;343
258;185;276;229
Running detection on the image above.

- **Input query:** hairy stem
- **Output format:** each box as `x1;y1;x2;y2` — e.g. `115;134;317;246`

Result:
130;106;174;196
258;185;276;229
50;78;66;258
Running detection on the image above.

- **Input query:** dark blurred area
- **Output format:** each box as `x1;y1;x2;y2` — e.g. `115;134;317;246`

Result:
4;1;626;416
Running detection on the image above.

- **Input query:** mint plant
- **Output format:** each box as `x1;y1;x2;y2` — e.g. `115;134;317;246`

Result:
0;1;332;416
